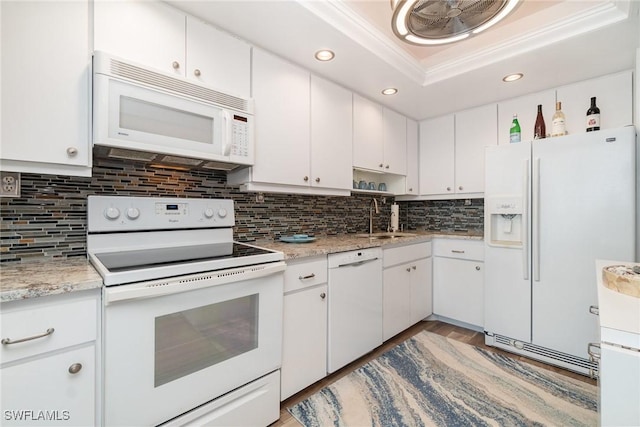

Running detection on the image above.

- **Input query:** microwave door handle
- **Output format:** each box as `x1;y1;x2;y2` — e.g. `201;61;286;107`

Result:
222;110;233;156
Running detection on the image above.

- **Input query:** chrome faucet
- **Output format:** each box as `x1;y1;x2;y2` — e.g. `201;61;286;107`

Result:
369;198;379;234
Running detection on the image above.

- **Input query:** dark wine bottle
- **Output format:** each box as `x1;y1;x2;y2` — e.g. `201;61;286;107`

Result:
534;104;546;139
586;97;600;132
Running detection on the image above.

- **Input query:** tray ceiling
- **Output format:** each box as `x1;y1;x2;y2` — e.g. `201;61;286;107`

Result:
168;0;639;119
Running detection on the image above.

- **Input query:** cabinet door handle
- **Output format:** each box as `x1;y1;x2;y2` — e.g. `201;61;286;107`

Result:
412;265;417;270
406;267;411;272
303;176;309;182
315;177;320;183
1;327;55;345
68;363;83;374
193;69;201;77
475;266;481;271
66;147;78;157
385;165;390;169
320;292;326;300
379;163;384;168
172;61;180;69
298;273;316;280
446;187;452;191
459;186;463;191
589;305;599;316
451;250;465;254
408;188;413;192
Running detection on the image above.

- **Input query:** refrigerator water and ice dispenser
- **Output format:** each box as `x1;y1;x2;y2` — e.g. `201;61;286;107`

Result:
487;197;524;246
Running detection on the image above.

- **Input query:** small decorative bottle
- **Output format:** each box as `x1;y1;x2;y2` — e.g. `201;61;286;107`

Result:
534;104;546;139
586;97;600;132
510;114;521;143
551;102;566;137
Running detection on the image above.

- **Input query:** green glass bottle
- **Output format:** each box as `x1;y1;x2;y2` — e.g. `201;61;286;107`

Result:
510;114;521;143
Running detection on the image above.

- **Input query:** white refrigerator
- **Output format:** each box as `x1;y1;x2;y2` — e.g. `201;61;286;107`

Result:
484;126;636;374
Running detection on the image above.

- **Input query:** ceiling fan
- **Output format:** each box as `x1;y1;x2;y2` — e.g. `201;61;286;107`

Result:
391;0;520;45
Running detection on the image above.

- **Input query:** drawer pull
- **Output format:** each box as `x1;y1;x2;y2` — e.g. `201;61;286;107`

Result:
451;250;465;254
1;327;55;345
68;363;83;374
475;266;481;271
406;268;411;272
320;292;326;300
299;273;316;280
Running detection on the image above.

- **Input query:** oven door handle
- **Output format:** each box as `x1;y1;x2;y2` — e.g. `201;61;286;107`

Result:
104;261;286;305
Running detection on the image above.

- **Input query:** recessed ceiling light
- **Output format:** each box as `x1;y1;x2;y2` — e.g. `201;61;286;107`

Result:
314;50;335;62
503;73;524;82
382;88;398;95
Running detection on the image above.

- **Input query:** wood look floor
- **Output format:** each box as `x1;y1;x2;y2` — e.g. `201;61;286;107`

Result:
272;320;596;427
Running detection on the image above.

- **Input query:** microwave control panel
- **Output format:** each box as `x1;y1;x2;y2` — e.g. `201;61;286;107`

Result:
231;114;250;158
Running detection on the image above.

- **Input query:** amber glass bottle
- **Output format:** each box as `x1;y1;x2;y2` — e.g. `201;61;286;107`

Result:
534;104;546;139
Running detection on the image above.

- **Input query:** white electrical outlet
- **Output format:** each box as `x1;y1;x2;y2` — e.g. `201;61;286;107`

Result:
0;172;20;197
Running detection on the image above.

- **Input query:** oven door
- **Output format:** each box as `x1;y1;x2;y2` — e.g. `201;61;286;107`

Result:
102;262;285;426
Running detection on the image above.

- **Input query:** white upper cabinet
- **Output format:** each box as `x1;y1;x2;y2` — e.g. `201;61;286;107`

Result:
419;114;455;196
497;90;556;145
94;1;251;97
353;95;384;171
405;119;419;195
229;50;353;196
419;105;496;197
454;104;497;194
250;49;310;186
94;1;185;75
555;70;632;136
353;95;408;175
0;0;91;176
310;76;353;191
383;109;407;175
184;17;251;97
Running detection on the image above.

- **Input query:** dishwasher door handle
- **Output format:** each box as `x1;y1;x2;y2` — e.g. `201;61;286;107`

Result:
337;258;379;268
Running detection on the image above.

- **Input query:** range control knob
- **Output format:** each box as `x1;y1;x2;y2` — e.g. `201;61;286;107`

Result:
217;208;228;218
126;207;140;220
105;207;120;220
203;208;215;219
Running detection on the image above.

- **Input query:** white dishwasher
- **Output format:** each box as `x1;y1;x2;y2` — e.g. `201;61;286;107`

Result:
327;247;383;373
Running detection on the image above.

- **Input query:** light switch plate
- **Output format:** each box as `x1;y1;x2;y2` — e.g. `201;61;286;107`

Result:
0;172;20;197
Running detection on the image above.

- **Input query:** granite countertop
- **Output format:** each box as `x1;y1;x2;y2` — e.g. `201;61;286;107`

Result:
0;258;103;303
0;231;482;302
254;230;483;260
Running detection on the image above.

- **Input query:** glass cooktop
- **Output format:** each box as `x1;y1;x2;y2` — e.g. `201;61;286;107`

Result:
94;242;275;273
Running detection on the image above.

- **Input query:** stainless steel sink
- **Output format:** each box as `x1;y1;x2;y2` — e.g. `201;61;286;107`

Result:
355;232;417;240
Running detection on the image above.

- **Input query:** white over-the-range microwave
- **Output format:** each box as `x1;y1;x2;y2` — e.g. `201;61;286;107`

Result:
92;51;254;171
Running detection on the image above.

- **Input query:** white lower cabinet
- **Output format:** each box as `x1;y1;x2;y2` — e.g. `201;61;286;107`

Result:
433;239;484;328
382;242;432;341
1;346;95;426
0;290;99;426
281;256;328;400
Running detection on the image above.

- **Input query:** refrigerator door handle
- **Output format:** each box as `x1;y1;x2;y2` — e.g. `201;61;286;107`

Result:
522;159;530;280
533;157;541;282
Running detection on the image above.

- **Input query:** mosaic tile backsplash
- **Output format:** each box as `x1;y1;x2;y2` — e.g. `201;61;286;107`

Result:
1;158;483;262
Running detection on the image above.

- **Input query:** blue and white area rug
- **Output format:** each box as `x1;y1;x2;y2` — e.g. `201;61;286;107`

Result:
288;331;597;426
